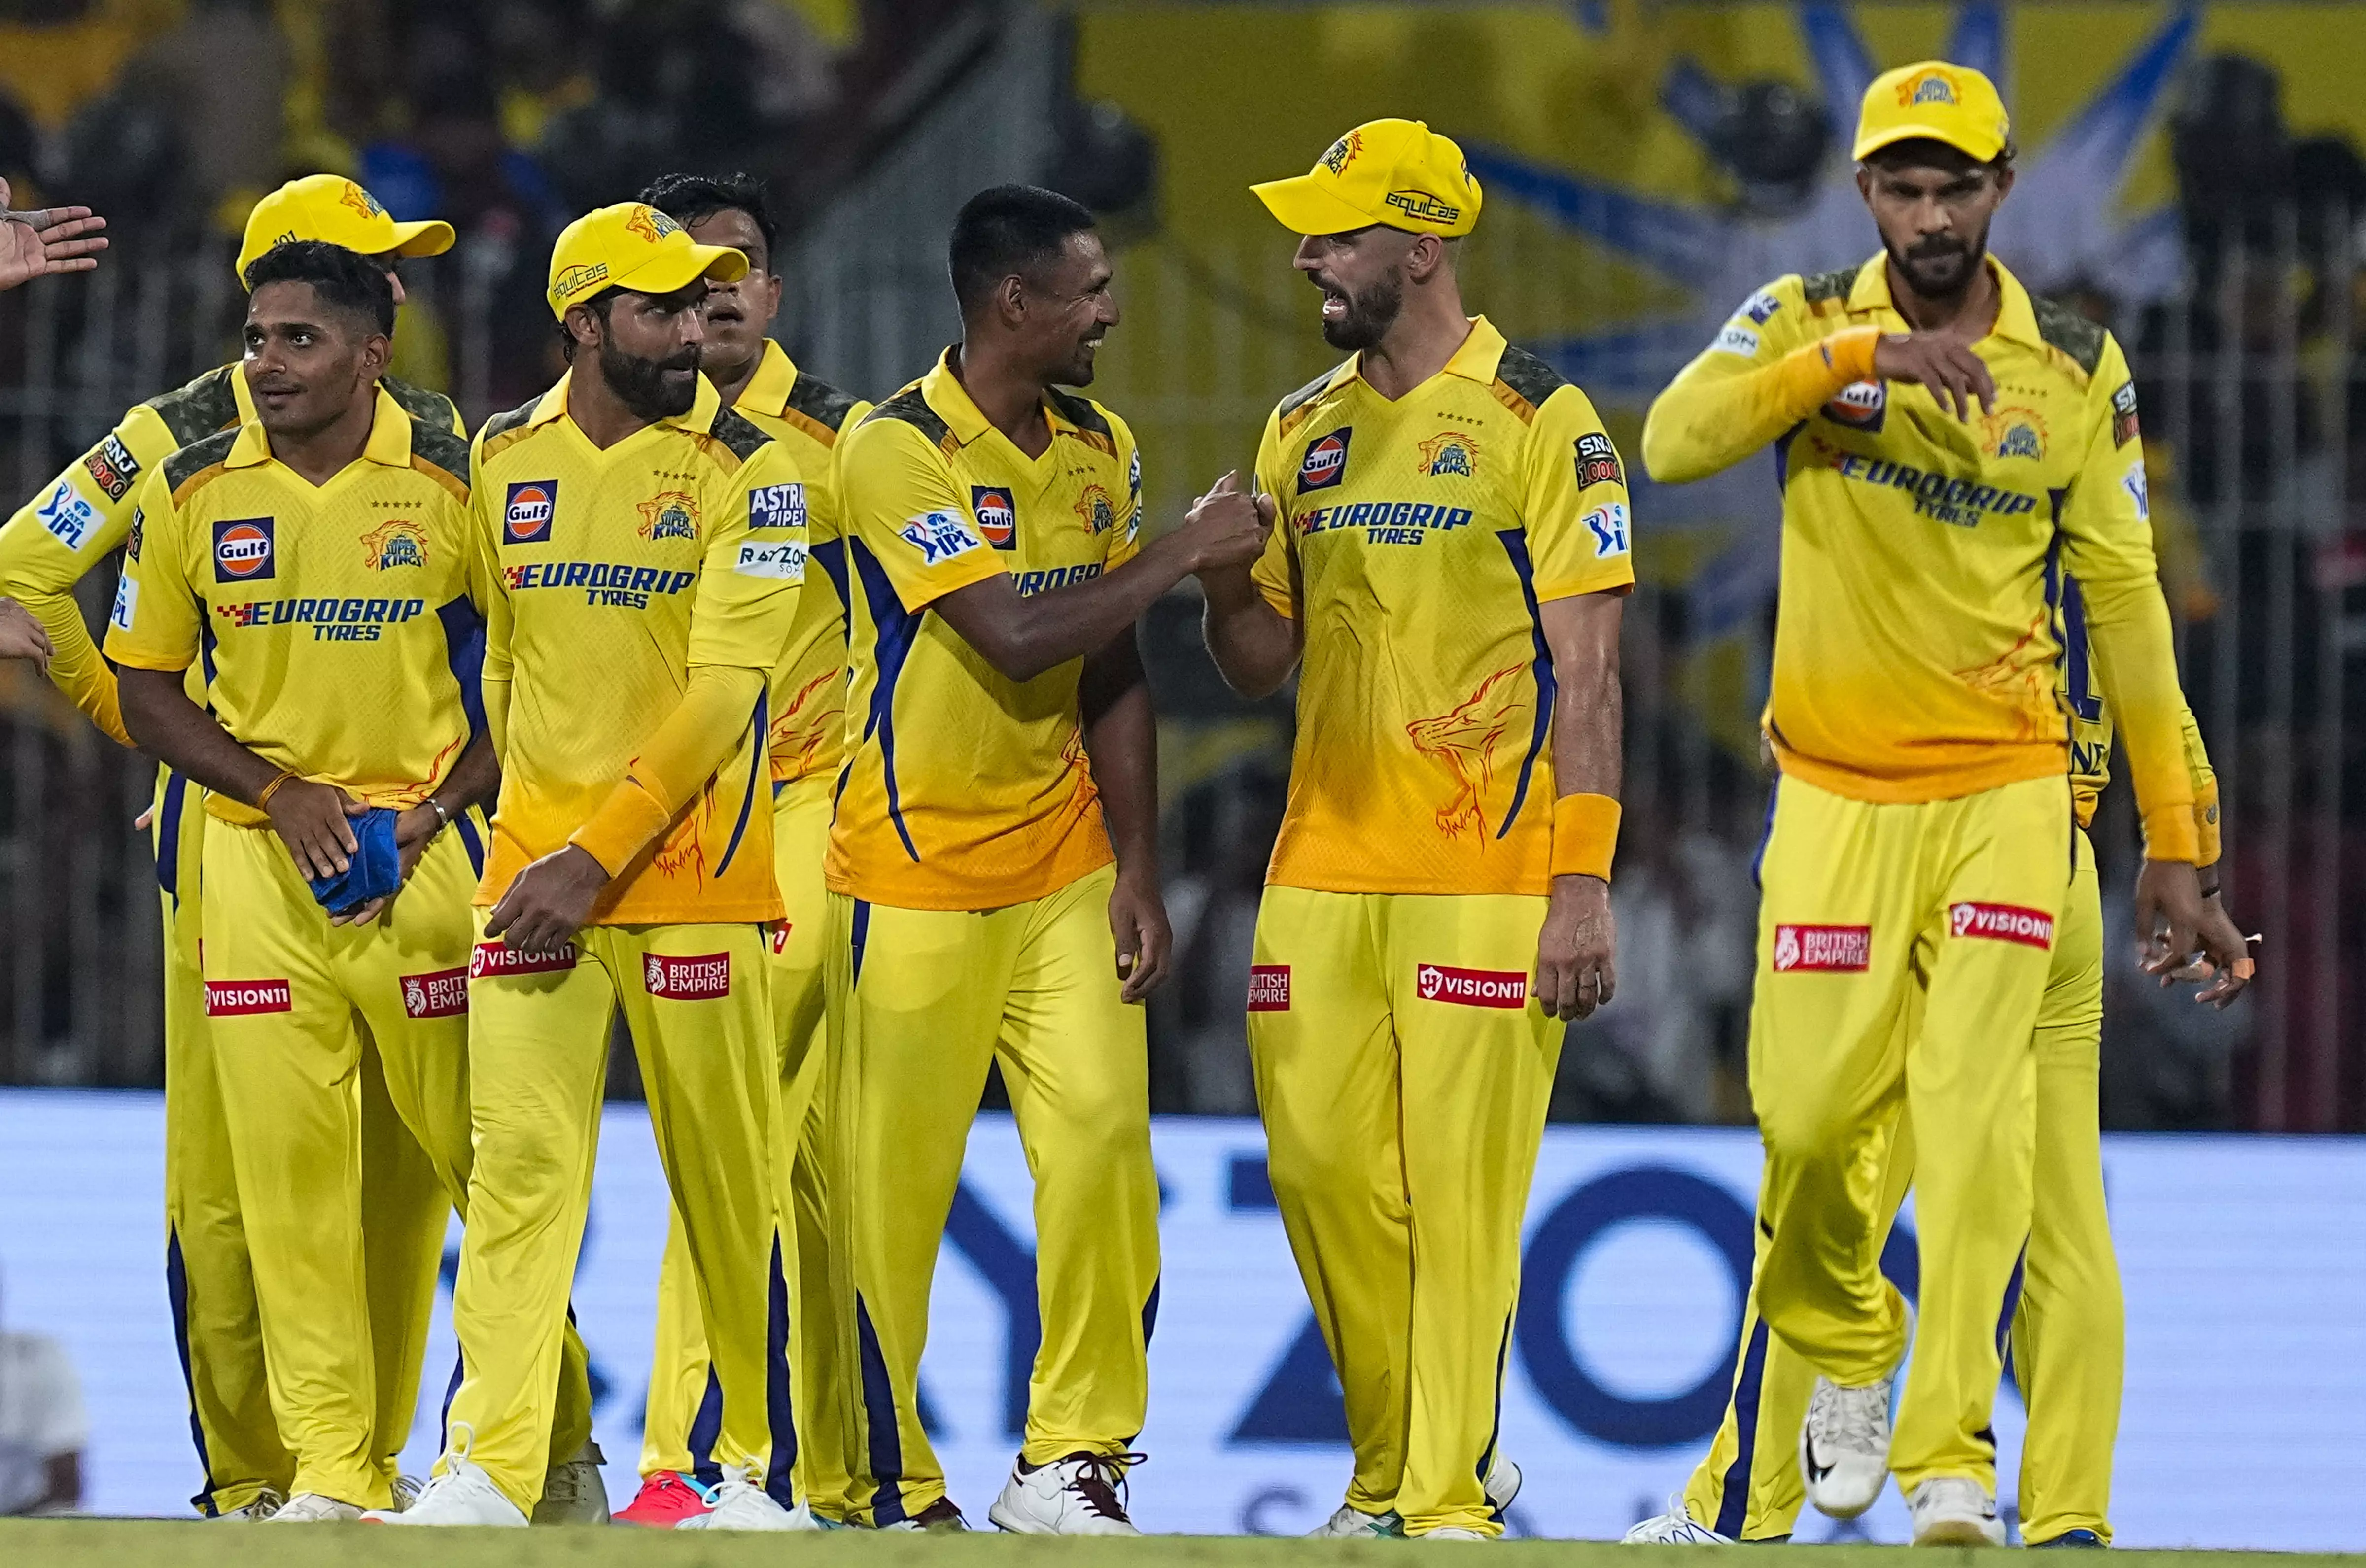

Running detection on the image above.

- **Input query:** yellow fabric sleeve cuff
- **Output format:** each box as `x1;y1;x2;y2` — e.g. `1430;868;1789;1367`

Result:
2140;805;2202;865
1550;792;1621;881
571;777;676;877
1820;325;1880;385
2192;775;2222;869
567;664;765;877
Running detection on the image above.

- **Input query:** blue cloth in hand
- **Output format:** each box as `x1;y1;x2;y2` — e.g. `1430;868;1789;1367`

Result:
307;806;403;915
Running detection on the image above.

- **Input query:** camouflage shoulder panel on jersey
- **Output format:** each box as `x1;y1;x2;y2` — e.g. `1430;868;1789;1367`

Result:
783;370;862;436
143;365;241;447
1493;344;1569;409
705;405;772;465
478;395;544;445
161;428;240;499
1275;364;1348;438
861;385;955;450
408;420;473;493
1044;386;1113;440
2030;294;2107;378
383;375;461;435
1800;264;1862;305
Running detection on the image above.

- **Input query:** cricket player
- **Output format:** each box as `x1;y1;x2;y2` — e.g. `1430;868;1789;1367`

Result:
827;184;1265;1534
0;176;596;1522
1628;677;2253;1546
615;171;869;1529
1638;61;2244;1544
105;241;494;1521
1199;119;1628;1540
381;202;808;1530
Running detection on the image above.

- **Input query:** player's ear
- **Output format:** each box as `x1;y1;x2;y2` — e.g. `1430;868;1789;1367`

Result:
996;272;1028;328
564;300;601;354
359;331;391;382
1405;233;1448;284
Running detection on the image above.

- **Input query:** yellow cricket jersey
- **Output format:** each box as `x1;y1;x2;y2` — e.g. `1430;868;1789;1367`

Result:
1644;253;2200;861
1249;316;1636;897
0;366;461;748
471;370;805;925
828;350;1142;911
103;387;479;827
2055;574;2222;862
721;341;870;786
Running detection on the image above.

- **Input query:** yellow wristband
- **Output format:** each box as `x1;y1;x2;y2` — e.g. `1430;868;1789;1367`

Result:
569;773;677;878
1820;325;1881;385
1550;792;1621;881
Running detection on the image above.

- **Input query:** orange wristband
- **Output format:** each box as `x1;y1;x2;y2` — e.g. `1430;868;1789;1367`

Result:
1550;792;1621;881
255;770;297;809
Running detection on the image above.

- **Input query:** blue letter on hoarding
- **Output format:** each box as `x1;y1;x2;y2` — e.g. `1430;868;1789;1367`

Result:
1514;1166;1755;1448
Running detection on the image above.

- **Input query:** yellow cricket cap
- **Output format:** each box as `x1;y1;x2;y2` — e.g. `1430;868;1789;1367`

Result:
1252;118;1482;239
1853;60;2011;164
546;202;748;319
236;175;455;285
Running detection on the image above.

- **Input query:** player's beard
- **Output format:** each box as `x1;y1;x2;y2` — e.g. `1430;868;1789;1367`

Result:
1322;267;1404;351
599;339;701;421
1888;222;1990;303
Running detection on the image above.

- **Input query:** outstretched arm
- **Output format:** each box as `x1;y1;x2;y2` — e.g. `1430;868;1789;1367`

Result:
0;177;106;291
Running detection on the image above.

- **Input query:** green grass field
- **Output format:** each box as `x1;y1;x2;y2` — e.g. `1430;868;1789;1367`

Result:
2;1521;2358;1568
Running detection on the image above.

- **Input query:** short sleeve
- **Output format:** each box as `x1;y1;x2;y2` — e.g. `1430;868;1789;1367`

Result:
804;399;872;556
687;439;807;671
838;417;1004;610
1524;384;1636;603
1248;413;1298;619
102;467;205;671
1106;412;1145;571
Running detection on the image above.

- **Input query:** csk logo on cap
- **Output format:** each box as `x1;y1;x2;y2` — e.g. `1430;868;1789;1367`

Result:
972;485;1018;550
340;181;388;219
1300;428;1353;493
1901;71;1958;107
213;517;275;582
1322;130;1364;175
504;481;557;544
624;206;684;244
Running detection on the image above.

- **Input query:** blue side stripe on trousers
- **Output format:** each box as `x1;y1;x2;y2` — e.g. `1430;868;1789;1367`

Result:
165;1227;222;1517
766;1232;799;1506
855;1293;905;1524
688;1369;724;1488
1714;1315;1773;1539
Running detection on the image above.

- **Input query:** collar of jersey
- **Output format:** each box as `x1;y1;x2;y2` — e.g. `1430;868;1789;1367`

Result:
521;366;723;440
1317;314;1509;403
1843;251;2043;350
223;384;414;472
921;347;1100;454
736;339;799;422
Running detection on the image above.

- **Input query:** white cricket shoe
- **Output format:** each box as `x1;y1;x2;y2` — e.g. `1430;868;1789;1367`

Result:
986;1450;1144;1535
267;1492;362;1522
390;1474;423;1512
1801;1369;1894;1518
209;1487;284;1521
532;1439;611;1524
1310;1503;1402;1538
1907;1477;2005;1547
1422;1526;1493;1540
1484;1455;1522;1519
1625;1494;1734;1545
675;1472;818;1531
361;1453;526;1526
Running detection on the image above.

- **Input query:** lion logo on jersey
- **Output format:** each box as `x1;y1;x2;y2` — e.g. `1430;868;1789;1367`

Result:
1981;405;2048;461
637;490;700;541
1405;662;1529;839
1073;484;1116;536
361;519;427;570
1416;432;1479;477
403;975;429;1015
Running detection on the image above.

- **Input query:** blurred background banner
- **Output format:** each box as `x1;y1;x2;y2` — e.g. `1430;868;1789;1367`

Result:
6;1091;2364;1541
0;0;2361;1132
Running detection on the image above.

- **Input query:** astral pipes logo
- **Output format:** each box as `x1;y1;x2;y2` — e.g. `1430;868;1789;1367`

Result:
1949;902;2055;950
645;952;731;999
1415;964;1528;1008
205;979;291;1015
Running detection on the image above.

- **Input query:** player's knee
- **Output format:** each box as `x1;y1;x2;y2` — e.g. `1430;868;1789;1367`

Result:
1755;1098;1851;1163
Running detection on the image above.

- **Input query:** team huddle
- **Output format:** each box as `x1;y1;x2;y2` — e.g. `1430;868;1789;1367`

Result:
0;58;2252;1545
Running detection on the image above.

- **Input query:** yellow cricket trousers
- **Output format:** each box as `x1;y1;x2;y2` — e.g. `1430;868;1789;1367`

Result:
1748;771;2068;1494
826;862;1160;1526
639;777;848;1514
1683;826;2119;1542
201;813;475;1508
445;918;777;1514
1247;887;1561;1538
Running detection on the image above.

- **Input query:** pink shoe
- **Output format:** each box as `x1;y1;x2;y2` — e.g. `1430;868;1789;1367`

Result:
615;1472;709;1528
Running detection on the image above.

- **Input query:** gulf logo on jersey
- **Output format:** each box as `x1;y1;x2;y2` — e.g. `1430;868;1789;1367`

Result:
646;952;731;999
972;485;1018;551
504;480;557;544
1950;902;2055;950
1299;428;1352;492
212;517;275;582
1824;380;1885;433
1772;924;1870;972
1416;964;1528;1008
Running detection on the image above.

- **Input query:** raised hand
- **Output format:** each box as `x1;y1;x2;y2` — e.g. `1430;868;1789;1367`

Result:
0;177;107;292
